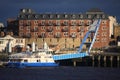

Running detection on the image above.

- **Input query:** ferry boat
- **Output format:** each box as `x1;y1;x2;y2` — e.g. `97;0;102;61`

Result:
7;50;59;68
7;42;59;68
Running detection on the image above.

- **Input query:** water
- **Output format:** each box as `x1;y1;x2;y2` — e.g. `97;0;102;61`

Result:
0;66;120;80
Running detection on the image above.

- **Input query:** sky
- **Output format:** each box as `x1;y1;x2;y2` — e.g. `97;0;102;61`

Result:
0;0;120;26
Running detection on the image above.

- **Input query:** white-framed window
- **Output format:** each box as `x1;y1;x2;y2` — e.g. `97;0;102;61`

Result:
41;20;45;25
87;20;92;25
19;20;23;26
88;15;91;18
48;20;53;25
72;14;76;18
50;15;53;18
102;26;107;30
27;20;31;25
79;20;84;25
34;32;38;36
102;15;105;18
71;32;76;37
71;26;76;30
56;26;60;30
102;20;106;24
64;14;68;18
49;32;53;36
56;32;60;35
64;32;68;36
34;20;38;24
41;26;45;30
20;26;23;30
57;15;60;18
63;20;68;25
80;14;83;18
34;15;39;18
56;20;60;26
27;26;30;30
0;41;4;45
102;38;107;42
42;15;46;18
97;15;100;18
16;39;23;43
79;32;84;37
20;32;24;36
71;20;76;26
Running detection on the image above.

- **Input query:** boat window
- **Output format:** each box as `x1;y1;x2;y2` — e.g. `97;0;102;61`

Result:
24;60;28;62
37;60;39;62
37;60;40;62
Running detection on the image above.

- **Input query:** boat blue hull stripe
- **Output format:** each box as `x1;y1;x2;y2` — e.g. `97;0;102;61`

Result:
7;62;59;68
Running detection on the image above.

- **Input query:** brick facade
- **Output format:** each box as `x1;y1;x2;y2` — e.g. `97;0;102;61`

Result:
7;8;110;51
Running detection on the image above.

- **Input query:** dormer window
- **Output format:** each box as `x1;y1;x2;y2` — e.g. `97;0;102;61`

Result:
27;15;31;18
97;15;100;18
80;14;83;18
42;15;46;18
102;15;105;18
57;15;60;18
27;9;32;13
72;14;76;18
19;15;25;18
35;15;39;18
64;14;68;18
88;15;91;19
50;15;53;18
22;9;26;13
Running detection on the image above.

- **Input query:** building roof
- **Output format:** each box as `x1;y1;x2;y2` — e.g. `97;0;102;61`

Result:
0;35;15;40
0;23;4;28
87;8;103;12
17;8;108;20
86;8;104;14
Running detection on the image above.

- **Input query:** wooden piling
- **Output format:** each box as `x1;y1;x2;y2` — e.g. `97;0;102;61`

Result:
117;56;119;68
110;56;113;67
104;56;106;67
73;61;76;67
98;55;101;67
92;56;95;67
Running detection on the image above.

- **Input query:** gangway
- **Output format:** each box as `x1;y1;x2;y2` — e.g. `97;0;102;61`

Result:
78;19;101;54
53;19;101;60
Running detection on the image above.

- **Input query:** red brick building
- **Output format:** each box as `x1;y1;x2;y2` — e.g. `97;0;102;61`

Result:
7;8;110;51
